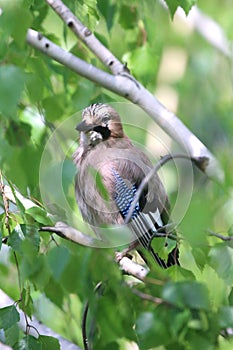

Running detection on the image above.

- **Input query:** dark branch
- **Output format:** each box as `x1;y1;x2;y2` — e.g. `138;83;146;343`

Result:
125;153;205;225
208;230;233;241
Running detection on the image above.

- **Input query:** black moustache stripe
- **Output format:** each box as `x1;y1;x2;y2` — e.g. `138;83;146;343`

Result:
93;125;111;140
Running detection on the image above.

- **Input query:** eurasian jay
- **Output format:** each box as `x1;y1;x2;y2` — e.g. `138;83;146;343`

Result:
73;103;179;268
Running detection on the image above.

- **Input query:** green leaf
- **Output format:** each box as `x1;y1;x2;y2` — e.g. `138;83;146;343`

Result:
151;236;177;260
26;73;44;103
8;225;25;252
97;0;116;32
39;335;60;350
123;44;159;85
219;306;233;329
30;2;48;29
42;95;65;122
5;323;19;347
21;287;33;318
0;3;32;47
196;265;226;308
185;332;215;350
14;335;42;350
94;32;109;49
0;305;20;330
136;307;190;348
44;277;64;307
165;0;196;18
94;286;136;347
209;244;233;285
75;0;99;31
47;246;70;281
25;207;51;225
20;242;51;289
119;4;138;29
8;224;40;253
162;281;210;309
11;7;32;47
136;311;164;348
99;342;119;350
5;121;31;147
0;65;25;118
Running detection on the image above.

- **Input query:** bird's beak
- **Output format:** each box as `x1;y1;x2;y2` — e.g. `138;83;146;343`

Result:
75;120;95;132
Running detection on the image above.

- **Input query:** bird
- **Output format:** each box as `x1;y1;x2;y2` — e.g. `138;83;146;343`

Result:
73;103;179;268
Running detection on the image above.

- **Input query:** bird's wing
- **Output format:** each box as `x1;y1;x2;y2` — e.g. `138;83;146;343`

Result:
100;145;178;267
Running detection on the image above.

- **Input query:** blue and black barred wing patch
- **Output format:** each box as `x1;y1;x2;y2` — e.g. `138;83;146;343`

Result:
112;168;140;219
112;168;164;248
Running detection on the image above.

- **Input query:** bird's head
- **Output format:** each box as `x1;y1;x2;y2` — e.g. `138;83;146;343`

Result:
76;103;124;147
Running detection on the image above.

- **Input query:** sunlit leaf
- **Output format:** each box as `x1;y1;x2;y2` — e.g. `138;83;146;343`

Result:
25;207;52;225
165;0;196;18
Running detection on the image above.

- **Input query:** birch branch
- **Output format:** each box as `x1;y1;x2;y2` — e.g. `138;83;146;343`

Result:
26;1;224;182
117;256;149;281
46;0;125;75
40;222;149;280
159;1;232;59
0;289;81;350
39;221;99;247
184;7;232;58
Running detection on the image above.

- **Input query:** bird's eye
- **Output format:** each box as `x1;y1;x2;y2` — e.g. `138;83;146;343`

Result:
102;115;109;124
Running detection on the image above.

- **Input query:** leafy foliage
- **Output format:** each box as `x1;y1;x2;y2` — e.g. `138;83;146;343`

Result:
164;0;196;18
0;0;233;349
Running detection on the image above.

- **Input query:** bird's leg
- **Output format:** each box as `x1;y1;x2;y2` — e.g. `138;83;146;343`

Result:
115;240;139;262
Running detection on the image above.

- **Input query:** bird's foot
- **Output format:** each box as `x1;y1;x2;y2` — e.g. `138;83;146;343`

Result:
115;241;139;263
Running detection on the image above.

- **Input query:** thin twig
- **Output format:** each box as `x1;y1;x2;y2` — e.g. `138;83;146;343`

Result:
125;153;203;225
131;288;164;305
144;277;164;286
208;230;233;241
81;282;105;350
13;252;22;299
0;170;10;232
82;302;90;350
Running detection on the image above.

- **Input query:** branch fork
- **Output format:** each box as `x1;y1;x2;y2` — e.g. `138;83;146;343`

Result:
26;0;224;182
